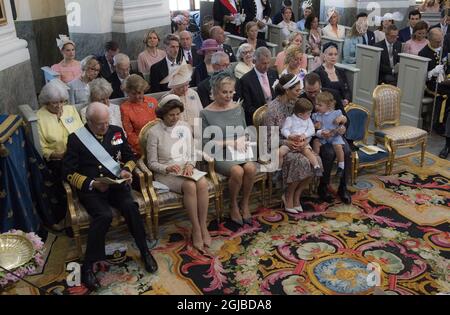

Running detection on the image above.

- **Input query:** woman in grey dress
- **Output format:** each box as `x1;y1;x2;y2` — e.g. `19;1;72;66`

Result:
200;72;257;226
265;73;321;213
68;55;100;105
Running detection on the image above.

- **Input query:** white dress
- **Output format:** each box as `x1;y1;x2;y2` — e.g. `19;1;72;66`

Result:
278;21;299;41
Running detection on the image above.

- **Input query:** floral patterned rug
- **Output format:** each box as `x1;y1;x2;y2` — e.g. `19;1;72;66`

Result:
9;153;450;295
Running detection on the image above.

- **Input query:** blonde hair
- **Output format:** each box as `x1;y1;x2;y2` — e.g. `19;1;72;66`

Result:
122;74;149;94
316;91;336;109
284;45;303;65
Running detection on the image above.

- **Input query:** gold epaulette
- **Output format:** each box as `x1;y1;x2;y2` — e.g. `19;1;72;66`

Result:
124;160;136;172
67;173;88;190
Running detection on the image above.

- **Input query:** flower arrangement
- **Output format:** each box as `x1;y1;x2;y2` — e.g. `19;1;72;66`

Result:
0;230;45;289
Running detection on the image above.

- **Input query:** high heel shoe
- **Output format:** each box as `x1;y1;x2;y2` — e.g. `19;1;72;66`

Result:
239;203;253;225
229;214;243;226
282;194;299;214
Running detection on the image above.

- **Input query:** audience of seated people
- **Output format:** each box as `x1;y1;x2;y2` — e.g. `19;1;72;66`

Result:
120;74;157;156
404;21;429;55
343;20;367;64
150;34;185;93
197;51;231;108
193;16;214;49
275;32;308;74
241;0;272;40
314;42;351;105
68;55;101;105
97;41;120;80
146;95;212;251
278;6;299;41
430;9;450;35
356;12;376;45
234;43;255;80
138;30;166;77
399;10;422;43
322;8;346;40
201;72;257;226
240;21;268;50
376;24;401;85
213;0;242;36
163;64;203;130
240;46;278;126
51;35;82;84
272;0;295;25
80;78;123;129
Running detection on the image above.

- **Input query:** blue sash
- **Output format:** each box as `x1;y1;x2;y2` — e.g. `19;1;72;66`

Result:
75;127;121;177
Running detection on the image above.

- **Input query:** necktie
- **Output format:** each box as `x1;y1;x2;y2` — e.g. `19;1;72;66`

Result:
187;51;193;65
388;44;394;68
261;73;272;102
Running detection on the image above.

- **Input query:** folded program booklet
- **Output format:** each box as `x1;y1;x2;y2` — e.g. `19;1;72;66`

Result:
360;145;386;155
95;177;128;185
176;168;207;182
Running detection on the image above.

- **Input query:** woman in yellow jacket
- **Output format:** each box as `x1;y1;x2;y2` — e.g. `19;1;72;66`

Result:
36;79;84;226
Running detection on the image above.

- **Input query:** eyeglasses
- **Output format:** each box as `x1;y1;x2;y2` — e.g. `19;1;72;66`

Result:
242;51;254;55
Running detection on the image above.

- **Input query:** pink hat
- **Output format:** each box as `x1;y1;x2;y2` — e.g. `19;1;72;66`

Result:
197;39;222;55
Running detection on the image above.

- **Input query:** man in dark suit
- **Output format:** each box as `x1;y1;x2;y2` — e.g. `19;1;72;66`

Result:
375;24;401;85
63;102;158;291
299;72;352;205
150;34;184;93
239;47;278;125
197;51;231;107
213;0;241;35
97;41;120;80
430;10;450;36
399;10;421;43
356;12;376;45
179;31;201;67
210;26;237;62
241;0;272;39
108;53;143;99
272;0;295;25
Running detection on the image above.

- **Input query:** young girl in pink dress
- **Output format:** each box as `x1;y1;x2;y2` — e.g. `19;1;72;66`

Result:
51;35;82;84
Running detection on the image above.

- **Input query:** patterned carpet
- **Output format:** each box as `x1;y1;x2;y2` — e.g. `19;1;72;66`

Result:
8;153;450;295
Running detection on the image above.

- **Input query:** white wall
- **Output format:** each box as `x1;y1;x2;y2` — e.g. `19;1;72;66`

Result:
64;0;115;34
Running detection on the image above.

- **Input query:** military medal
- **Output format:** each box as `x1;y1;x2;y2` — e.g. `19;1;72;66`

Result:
112;132;123;145
65;117;74;124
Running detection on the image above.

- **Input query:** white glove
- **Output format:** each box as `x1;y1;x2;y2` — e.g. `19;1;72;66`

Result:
429;64;445;79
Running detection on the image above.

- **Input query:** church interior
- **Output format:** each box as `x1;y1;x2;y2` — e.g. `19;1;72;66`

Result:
0;0;449;296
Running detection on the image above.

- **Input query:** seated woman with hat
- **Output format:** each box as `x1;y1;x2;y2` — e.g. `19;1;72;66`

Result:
162;64;203;130
146;95;212;251
321;8;346;40
193;39;222;86
51;35;82;83
120;74;157;156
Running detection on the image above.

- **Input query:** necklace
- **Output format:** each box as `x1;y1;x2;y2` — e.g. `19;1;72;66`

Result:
148;48;158;58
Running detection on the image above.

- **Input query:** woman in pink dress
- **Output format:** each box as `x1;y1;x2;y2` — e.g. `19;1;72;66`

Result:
305;14;322;71
51;35;82;84
403;21;429;56
275;32;308;74
137;30;166;76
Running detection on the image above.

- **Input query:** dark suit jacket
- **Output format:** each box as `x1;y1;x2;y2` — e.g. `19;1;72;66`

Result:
193;62;209;87
239;68;278;125
222;43;237;63
197;77;213;108
418;44;450;90
241;0;272;33
272;10;295;26
149;58;171;93
97;55;114;80
398;27;412;43
365;30;376;46
430;23;450;35
213;0;240;35
109;71;144;99
314;65;351;102
181;48;202;67
375;40;401;83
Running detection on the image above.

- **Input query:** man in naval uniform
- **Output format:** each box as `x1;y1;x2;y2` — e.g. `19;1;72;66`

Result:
63;102;158;291
419;28;450;159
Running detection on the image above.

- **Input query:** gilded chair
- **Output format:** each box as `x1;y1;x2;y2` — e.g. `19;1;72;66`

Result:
345;103;390;184
372;84;428;174
137;120;221;239
63;166;151;259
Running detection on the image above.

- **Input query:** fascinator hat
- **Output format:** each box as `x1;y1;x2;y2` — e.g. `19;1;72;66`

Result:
158;94;182;109
302;0;313;11
56;34;75;51
322;42;338;53
326;7;338;22
374;12;404;26
160;64;194;88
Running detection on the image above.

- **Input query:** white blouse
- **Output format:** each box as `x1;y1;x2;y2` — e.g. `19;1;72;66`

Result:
322;24;346;40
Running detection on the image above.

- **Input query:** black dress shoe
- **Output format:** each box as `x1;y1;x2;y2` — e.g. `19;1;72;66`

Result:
81;264;100;291
338;186;352;205
318;184;334;203
439;146;449;159
142;252;158;273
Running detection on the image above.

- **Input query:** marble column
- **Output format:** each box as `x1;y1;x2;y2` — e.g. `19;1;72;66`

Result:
14;0;68;91
0;0;38;113
320;0;417;29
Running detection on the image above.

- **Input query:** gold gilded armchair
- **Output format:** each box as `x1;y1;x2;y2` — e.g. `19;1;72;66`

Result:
137;120;221;239
372;85;428;174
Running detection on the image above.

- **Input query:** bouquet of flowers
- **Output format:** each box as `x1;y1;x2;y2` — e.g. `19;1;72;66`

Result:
0;230;45;289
